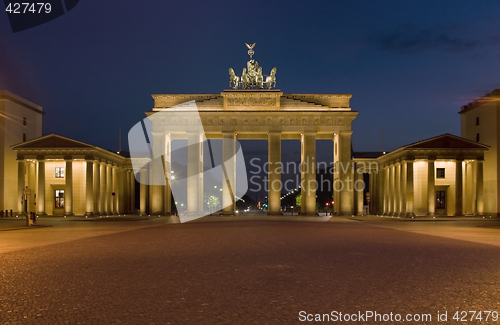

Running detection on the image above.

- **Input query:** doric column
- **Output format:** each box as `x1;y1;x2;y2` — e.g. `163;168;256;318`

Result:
378;167;385;215
454;159;464;216
117;167;123;214
301;132;317;215
338;131;352;215
126;170;132;213
27;161;36;212
222;132;237;215
464;162;474;215
124;170;129;213
406;159;415;217
112;166;118;214
100;162;107;213
107;164;112;214
355;165;363;215
164;133;172;215
17;159;26;215
93;161;100;214
65;158;73;216
85;159;94;215
394;163;400;216
400;161;407;216
268;131;282;215
332;134;339;215
476;160;484;215
368;172;374;214
386;165;391;215
37;159;46;215
377;169;383;215
130;171;136;214
120;168;126;214
149;132;165;215
388;164;394;215
373;169;378;214
383;165;388;215
427;158;436;216
140;167;148;214
187;132;203;215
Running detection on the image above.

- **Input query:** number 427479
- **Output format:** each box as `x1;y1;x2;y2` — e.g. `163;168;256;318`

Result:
5;3;52;14
453;311;498;322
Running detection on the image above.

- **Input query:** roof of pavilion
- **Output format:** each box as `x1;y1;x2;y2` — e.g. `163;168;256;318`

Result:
13;133;94;149
12;134;130;166
376;133;488;164
400;133;489;150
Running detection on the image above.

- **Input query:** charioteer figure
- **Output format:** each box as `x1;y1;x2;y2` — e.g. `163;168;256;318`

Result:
228;43;277;90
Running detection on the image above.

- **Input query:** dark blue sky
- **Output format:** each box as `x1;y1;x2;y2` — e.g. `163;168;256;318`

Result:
1;0;499;153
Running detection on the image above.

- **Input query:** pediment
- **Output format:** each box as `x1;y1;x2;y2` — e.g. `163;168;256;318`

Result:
12;134;94;150
403;134;488;150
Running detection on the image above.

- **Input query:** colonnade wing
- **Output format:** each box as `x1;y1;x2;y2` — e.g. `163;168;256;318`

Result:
12;134;134;217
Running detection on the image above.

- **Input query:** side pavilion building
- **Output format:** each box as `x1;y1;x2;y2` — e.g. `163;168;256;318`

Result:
12;134;135;216
355;134;488;217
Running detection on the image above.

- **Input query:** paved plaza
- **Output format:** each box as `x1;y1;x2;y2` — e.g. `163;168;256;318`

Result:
1;215;500;324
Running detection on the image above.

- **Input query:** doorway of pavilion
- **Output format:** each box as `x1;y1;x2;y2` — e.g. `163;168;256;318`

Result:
435;187;448;216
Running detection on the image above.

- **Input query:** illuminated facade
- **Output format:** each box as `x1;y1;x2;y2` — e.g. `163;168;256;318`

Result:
357;134;487;217
12;134;135;216
0;90;43;213
141;90;357;215
460;89;500;217
2;88;497;217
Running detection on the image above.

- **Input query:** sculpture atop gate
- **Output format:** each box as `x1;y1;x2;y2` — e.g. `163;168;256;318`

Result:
229;43;277;90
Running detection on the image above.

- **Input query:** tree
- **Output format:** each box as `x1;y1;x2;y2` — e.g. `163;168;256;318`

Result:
205;195;220;212
295;194;301;207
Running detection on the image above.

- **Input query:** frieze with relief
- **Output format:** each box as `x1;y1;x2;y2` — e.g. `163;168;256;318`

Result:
158;116;353;128
227;97;277;106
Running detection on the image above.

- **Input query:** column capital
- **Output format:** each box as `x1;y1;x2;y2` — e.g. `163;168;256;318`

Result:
427;156;436;161
222;131;236;140
186;130;202;134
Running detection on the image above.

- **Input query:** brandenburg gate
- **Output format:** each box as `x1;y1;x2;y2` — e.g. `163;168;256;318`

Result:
136;44;358;216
